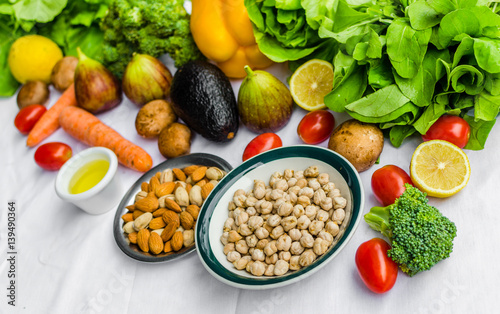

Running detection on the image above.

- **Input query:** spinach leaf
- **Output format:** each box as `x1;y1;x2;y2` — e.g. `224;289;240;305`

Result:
13;0;67;24
427;0;457;15
474;90;500;121
389;125;417;147
325;64;367;112
438;9;481;47
463;115;496;150
449;65;484;95
452;36;474;68
386;18;432;79
484;72;500;96
413;102;447;134
407;1;442;30
473;37;500;74
368;55;394;89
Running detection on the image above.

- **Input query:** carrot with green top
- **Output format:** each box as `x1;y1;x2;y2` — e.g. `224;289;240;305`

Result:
27;83;77;147
59;106;153;172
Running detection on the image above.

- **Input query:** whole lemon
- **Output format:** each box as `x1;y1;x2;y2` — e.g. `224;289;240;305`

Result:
8;35;63;84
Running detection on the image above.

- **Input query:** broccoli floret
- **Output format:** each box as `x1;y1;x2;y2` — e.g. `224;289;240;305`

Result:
100;0;205;78
364;184;457;276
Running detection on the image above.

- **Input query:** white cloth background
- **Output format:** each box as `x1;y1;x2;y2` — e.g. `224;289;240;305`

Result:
0;60;497;314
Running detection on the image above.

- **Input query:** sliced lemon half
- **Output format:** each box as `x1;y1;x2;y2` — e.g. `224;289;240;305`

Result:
410;140;471;198
289;59;334;111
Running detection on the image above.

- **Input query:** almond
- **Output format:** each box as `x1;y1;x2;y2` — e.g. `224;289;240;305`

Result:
183;165;199;176
171;231;184;251
149;175;160;192
153;208;167;218
137;229;150;252
195;179;208;187
126;204;135;211
164;198;181;212
172;168;186;181
135;192;158;212
161;221;179;242
141;182;149;192
128;232;138;244
155;171;162;180
201;182;214;199
186;205;200;220
164;241;172;253
186;183;192;194
191;166;207;182
162;210;180;225
122;213;133;223
155;182;175;198
180;211;194;230
149;217;166;230
148;232;164;255
133;209;145;220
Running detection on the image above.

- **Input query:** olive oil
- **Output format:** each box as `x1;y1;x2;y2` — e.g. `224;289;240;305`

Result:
69;159;110;194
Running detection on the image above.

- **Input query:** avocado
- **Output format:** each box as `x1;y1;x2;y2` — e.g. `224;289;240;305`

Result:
170;61;238;142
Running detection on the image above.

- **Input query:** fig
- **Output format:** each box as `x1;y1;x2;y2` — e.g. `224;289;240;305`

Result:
122;53;173;107
74;47;122;113
238;66;293;133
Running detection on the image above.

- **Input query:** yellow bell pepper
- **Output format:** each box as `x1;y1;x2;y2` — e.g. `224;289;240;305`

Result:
190;0;273;78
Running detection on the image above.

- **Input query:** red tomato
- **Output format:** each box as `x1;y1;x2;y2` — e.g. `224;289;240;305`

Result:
243;133;282;161
422;115;471;148
34;142;73;171
371;165;413;206
297;110;335;144
355;238;398;294
14;104;47;135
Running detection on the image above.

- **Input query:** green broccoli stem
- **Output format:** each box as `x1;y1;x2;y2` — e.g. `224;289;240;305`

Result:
364;205;393;239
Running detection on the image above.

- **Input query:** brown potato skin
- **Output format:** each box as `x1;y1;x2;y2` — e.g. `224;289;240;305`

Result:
158;122;191;159
51;56;78;92
135;99;177;138
328;119;384;172
17;80;49;109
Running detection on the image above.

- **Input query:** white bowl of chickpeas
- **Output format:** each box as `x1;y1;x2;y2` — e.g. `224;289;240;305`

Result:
195;145;364;289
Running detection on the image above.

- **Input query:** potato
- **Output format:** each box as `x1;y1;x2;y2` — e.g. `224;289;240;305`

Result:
328;119;384;172
51;56;78;92
158;122;191;158
135;99;177;138
16;80;50;109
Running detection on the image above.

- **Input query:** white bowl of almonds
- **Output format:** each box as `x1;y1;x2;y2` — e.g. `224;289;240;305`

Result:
113;153;232;263
196;145;364;289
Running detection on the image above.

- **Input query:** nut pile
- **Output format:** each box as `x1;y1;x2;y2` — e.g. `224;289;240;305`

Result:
122;165;226;255
221;166;347;276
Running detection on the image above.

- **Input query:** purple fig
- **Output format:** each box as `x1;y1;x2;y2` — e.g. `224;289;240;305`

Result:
122;53;173;107
74;47;122;113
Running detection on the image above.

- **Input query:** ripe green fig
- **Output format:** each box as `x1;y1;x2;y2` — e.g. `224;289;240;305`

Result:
122;53;173;107
74;47;122;113
238;66;293;133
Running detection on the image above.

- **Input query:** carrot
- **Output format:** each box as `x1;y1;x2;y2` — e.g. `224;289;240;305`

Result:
27;83;77;147
59;106;153;172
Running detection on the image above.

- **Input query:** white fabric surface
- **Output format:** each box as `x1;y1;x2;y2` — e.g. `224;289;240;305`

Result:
1;61;498;314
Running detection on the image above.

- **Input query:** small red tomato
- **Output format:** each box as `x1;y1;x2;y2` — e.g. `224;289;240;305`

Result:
422;115;471;148
14;104;47;135
371;165;413;206
297;110;335;144
243;133;282;161
34;142;73;171
355;238;398;294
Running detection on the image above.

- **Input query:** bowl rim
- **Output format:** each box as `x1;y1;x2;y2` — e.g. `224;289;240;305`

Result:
113;153;233;263
195;145;365;289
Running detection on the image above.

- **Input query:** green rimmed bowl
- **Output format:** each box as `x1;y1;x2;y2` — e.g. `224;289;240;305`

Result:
195;145;364;289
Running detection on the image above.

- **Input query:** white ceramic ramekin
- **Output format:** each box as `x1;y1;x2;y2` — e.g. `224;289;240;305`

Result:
55;147;121;215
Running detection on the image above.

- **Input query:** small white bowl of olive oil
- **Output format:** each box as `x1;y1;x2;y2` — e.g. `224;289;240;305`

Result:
55;147;121;215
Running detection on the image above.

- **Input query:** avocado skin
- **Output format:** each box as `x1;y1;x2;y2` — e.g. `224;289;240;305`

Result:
170;61;238;142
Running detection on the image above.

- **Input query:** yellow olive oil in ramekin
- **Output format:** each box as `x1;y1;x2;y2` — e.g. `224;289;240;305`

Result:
69;159;110;194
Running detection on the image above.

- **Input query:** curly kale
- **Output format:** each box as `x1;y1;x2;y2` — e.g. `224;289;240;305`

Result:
100;0;205;78
364;184;457;276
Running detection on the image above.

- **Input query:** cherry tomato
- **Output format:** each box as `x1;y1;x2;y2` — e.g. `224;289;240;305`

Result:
14;104;47;135
34;142;73;171
422;115;470;148
242;133;282;161
297;110;335;144
355;238;398;294
371;165;413;206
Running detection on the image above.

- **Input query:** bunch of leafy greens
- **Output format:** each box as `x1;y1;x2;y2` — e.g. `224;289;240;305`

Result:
0;0;110;97
100;0;205;79
245;0;500;150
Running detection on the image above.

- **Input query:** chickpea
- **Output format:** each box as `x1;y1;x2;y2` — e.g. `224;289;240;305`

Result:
249;261;266;276
264;188;273;201
266;214;281;227
297;215;311;230
224;243;235;255
333;208;346;224
233;256;250;270
288;185;301;195
255;199;264;210
266;253;278;265
227;250;241;263
316;210;330;222
305;205;318;220
297;195;311;207
320;197;333;211
290;241;305;255
233;194;247;207
276;234;292;251
228;230;243;242
318;230;334;244
274;260;290;276
264;264;275;276
273;179;288;191
313;237;330;255
245;196;258;207
270;225;285;240
248;215;264;231
260;201;273;214
279;251;291;261
322;182;335;194
329;188;341;198
334;197;347;210
253;180;266;199
238;224;253;236
284;169;294;180
251;249;265;261
308;220;325;236
288;228;302;241
287;177;298;188
293;170;304;180
223;218;235;232
220;232;229;245
326;221;340;236
296;178;308;188
313;189;326;206
277;202;293;217
233;189;246;198
299;249;317;267
264;241;278;256
228;201;236;211
317;173;330;185
304;166;319;178
256;238;270;250
287;191;298;204
289;255;301;270
246;206;257;216
246;234;258;248
298;187;314;198
300;232;314;248
281;216;298;232
308;178;321;191
236;239;249;255
246;260;254;273
293;204;305;218
264;223;274;233
269;172;283;188
235;211;249;226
